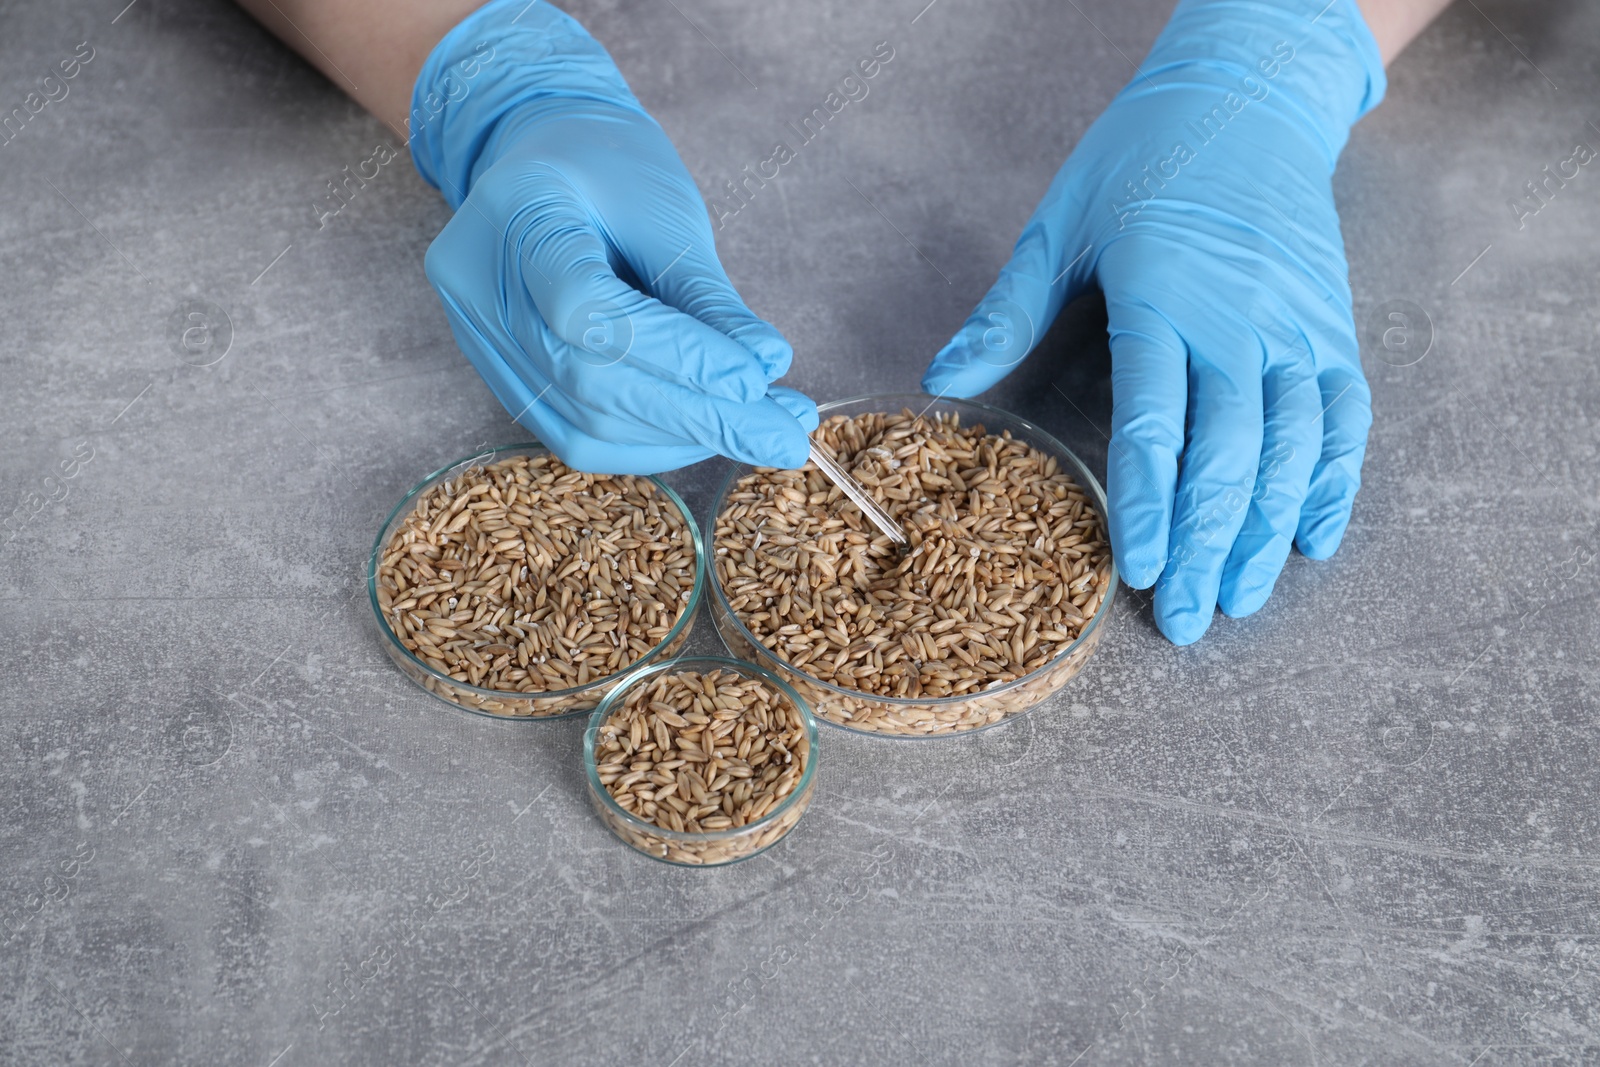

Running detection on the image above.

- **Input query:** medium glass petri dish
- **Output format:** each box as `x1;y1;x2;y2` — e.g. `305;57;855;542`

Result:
368;444;704;721
583;656;819;866
706;394;1117;738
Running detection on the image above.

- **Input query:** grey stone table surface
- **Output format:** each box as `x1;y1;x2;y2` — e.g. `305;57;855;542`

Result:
3;0;1597;1063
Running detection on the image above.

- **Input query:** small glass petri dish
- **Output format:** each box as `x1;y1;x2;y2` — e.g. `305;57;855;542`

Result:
367;444;704;720
707;393;1117;738
583;656;819;866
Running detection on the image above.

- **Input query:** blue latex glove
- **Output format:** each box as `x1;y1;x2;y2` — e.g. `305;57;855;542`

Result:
923;0;1385;645
410;0;815;475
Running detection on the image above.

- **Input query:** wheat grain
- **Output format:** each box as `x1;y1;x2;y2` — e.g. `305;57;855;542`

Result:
591;667;813;864
711;409;1112;735
375;453;696;718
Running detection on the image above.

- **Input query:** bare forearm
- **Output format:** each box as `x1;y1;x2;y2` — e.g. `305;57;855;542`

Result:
1357;0;1455;64
234;0;483;136
236;0;1449;140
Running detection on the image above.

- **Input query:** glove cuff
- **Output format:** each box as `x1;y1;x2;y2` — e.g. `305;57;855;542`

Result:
407;0;644;209
1135;0;1386;168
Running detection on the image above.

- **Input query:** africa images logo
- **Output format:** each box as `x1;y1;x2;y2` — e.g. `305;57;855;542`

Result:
706;42;896;229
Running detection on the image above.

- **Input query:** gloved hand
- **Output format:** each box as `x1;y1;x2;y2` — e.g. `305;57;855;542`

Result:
410;0;815;475
923;0;1385;644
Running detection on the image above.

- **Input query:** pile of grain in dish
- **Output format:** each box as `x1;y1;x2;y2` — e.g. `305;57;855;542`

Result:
374;453;694;692
713;409;1111;701
593;668;809;834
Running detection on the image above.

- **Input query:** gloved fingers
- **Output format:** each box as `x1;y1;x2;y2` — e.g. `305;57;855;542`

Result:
457;309;802;476
921;212;1088;398
633;239;795;381
1103;293;1188;591
430;297;716;474
511;110;796;381
515;401;716;475
765;385;821;434
1216;343;1323;618
1151;326;1265;646
1295;362;1372;559
496;303;812;469
428;210;705;453
491;167;773;405
613;383;812;470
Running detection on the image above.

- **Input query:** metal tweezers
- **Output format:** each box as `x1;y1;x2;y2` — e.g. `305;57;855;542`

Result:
807;440;908;545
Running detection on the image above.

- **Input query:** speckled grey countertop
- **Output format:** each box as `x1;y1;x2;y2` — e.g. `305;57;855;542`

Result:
3;1;1598;1064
